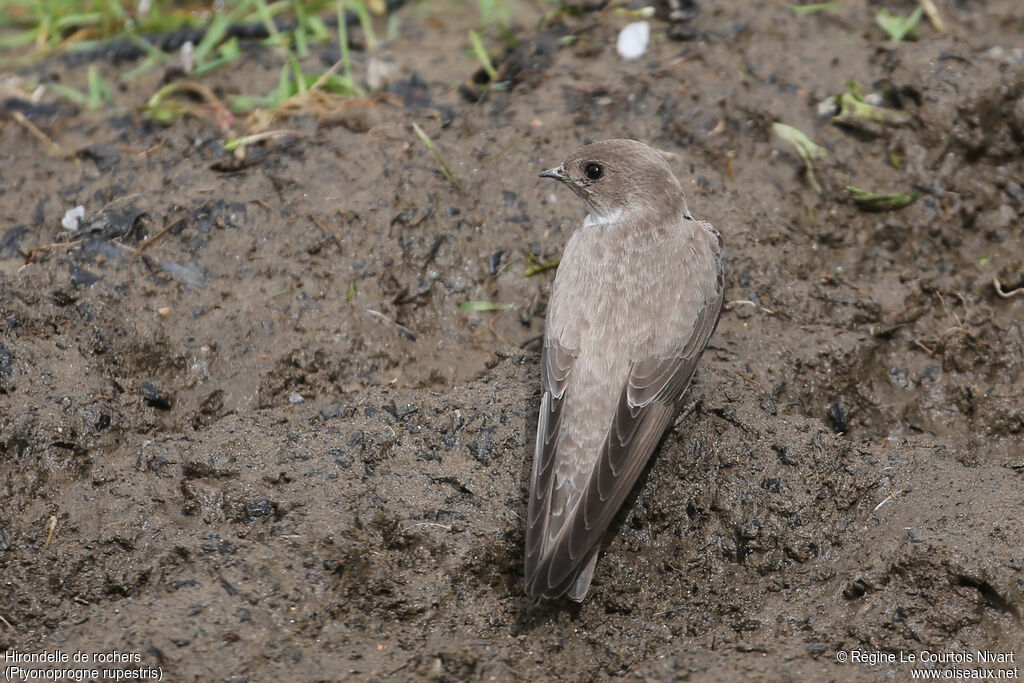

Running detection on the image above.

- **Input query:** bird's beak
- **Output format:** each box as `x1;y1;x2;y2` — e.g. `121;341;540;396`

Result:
538;166;568;182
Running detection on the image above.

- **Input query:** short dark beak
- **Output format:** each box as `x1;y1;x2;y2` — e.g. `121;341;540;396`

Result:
539;166;568;182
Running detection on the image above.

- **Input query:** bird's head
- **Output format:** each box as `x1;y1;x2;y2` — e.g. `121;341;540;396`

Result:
539;139;687;222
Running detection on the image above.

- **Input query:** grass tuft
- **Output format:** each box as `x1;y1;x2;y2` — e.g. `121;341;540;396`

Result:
875;7;923;42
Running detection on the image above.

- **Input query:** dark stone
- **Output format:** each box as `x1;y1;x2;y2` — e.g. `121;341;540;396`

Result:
0;343;12;376
244;498;274;521
843;579;869;600
82;204;146;240
0;225;30;257
76;143;122;172
51;289;78;306
2;97;78;119
70;264;102;288
142;381;173;410
468;425;497;465
826;401;848;434
489;250;505;274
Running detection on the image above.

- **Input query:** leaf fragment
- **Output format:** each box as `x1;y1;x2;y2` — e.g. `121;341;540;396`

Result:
773;122;827;194
847;186;920;212
833;81;910;132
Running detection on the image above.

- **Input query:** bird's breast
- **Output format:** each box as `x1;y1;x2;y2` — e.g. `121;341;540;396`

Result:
547;218;715;361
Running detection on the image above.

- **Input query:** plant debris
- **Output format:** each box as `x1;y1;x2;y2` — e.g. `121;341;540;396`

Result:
773;122;827;194
875;6;923;42
412;122;464;193
833;80;910;134
458;301;514;313
788;2;843;15
847;185;920;211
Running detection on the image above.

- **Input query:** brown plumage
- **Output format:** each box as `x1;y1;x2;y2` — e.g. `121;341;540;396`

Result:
526;139;724;601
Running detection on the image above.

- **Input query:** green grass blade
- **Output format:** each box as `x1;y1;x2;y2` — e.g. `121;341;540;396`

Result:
252;0;284;47
276;61;293;102
459;301;513;313
193;11;230;64
86;64;113;109
468;29;498;81
524;258;560;276
307;15;330;42
788;2;843;14
192;37;241;77
47;82;87;106
54;12;102;31
292;0;310;57
337;1;358;88
349;0;377;49
0;28;37;48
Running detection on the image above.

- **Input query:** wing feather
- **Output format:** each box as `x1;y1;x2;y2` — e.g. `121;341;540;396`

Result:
525;272;724;600
524;339;576;580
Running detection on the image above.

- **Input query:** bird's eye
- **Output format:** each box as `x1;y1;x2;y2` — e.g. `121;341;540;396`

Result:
584;163;604;181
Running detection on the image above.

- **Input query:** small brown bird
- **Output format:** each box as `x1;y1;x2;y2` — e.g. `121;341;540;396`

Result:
526;139;724;601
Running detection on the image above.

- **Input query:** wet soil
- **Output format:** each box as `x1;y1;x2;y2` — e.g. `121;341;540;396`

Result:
1;1;1023;680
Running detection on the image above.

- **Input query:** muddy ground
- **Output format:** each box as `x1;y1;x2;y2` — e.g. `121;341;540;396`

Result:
2;1;1023;680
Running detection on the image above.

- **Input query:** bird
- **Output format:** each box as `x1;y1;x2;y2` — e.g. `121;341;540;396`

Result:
525;139;724;601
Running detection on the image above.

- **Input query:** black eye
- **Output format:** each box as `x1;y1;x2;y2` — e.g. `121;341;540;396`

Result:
584;163;604;181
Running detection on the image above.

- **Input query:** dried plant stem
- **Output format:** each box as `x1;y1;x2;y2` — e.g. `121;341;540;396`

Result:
918;0;947;33
11;111;66;157
411;122;463;193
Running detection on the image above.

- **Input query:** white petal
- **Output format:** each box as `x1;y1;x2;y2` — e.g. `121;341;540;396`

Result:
617;22;650;61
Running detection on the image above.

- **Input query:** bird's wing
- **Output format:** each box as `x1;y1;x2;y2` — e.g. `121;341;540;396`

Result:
524;337;575;574
525;275;724;600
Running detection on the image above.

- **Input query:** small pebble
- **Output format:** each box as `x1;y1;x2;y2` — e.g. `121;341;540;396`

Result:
289;392;305;405
61;205;85;232
864;92;884;107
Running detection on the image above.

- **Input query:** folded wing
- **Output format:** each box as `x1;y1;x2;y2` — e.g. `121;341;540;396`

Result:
525;276;724;600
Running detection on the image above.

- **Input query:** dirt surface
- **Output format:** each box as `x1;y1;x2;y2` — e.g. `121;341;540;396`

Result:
2;1;1023;680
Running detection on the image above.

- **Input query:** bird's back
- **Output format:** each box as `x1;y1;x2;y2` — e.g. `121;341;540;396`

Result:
525;211;723;600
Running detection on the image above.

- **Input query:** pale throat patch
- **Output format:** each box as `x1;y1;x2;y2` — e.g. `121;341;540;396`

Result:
582;207;625;229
